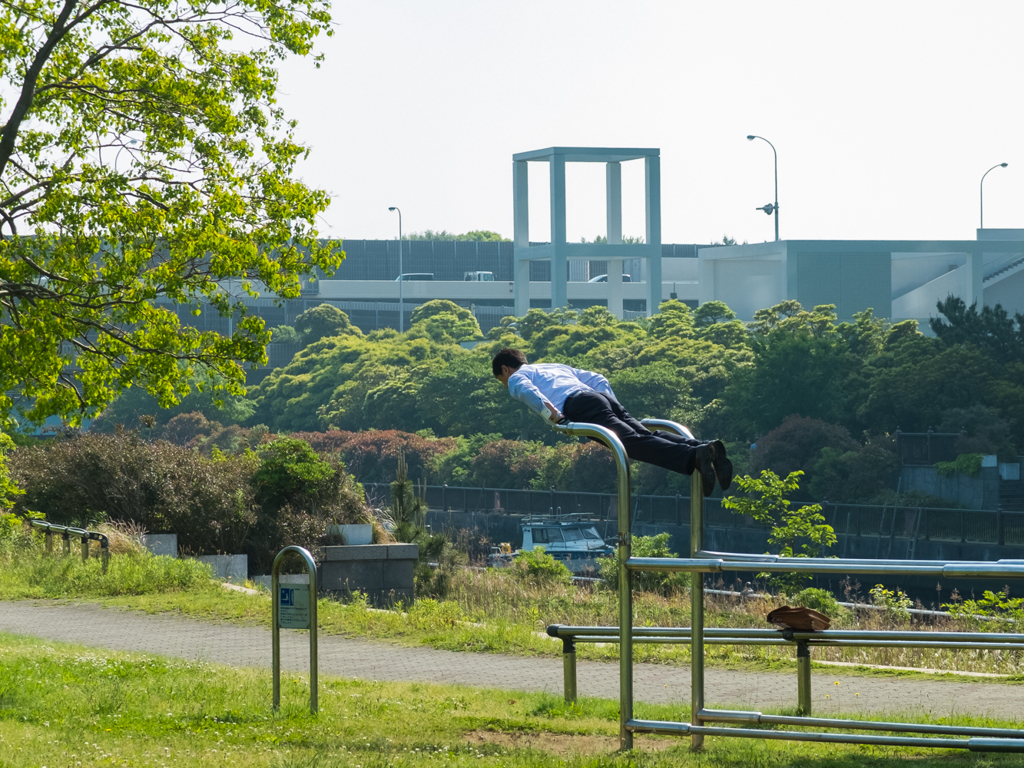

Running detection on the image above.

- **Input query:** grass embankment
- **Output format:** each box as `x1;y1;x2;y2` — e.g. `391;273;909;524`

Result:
3;544;1024;677
1;632;1022;768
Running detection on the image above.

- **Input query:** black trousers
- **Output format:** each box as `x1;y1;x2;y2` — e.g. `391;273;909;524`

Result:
562;390;702;475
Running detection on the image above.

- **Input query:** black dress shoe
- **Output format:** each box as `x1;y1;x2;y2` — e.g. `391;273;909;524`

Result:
695;444;716;497
710;439;734;491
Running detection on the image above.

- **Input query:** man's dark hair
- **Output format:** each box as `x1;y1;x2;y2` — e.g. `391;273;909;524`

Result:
492;348;527;377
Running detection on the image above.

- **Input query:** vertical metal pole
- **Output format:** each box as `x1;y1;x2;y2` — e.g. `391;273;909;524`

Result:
81;536;89;562
618;451;633;751
562;637;577;703
690;471;705;750
272;566;281;712
797;641;812;715
309;559;318;716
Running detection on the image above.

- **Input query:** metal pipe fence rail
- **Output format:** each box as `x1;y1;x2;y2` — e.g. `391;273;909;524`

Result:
360;483;1024;548
548;416;1024;755
23;518;110;573
545;623;1024;712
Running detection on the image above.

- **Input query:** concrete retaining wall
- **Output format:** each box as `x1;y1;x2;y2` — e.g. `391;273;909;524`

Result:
320;544;418;606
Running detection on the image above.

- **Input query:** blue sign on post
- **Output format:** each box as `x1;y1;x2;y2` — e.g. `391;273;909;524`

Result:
278;586;310;629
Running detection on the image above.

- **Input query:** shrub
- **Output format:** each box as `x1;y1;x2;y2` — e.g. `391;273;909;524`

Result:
508;547;573;587
598;533;689;596
722;470;836;591
749;416;858;498
469;440;549;489
934;453;984;478
792;587;850;622
10;431;257;555
247;437;368;574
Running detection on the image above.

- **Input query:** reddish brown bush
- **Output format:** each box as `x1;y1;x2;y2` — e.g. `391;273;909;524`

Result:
291;429;457;484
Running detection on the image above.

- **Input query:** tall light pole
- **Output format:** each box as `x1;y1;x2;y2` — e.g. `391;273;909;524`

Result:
747;135;779;242
388;206;404;332
980;162;1008;230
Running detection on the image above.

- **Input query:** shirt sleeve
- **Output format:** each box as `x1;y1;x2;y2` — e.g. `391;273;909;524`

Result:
507;372;550;415
572;367;615;398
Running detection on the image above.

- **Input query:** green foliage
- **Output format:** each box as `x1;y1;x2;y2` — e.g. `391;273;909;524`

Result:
791;587;850;622
931;296;1024;364
0;432;24;511
0;0;341;428
405;229;509;241
869;583;913;621
408;300;482;343
598;533;689;595
934;453;984;478
252;438;339;513
509;547;573;587
723;470;836;589
942;590;1024;625
294;304;363;346
270;325;301;344
91;371;257;432
810;440;900;502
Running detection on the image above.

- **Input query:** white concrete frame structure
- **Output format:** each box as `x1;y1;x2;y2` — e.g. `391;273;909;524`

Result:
512;147;662;319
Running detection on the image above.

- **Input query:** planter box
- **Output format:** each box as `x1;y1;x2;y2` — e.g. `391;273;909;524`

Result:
320;544;418;606
141;533;178;558
195;554;248;582
327;524;373;545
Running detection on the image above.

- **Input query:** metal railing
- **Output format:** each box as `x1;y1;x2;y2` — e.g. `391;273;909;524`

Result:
546;623;1024;711
545;417;1024;753
25;518;110;573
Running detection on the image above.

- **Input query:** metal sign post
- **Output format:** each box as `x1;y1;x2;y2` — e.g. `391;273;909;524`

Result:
271;545;319;715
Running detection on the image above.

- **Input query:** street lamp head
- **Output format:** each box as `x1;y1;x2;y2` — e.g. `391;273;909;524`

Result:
746;135;755;141
388;206;397;212
1001;163;1008;168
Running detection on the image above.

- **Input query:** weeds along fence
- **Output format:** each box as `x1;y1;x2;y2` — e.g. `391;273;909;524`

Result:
361;483;1024;548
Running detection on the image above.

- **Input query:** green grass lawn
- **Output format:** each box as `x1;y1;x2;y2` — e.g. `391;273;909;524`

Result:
1;632;1022;768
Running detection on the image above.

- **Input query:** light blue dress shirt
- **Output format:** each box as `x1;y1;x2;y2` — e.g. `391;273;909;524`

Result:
507;363;615;416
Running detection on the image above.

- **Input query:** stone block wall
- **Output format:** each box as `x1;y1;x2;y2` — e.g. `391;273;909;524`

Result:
320;544;418;606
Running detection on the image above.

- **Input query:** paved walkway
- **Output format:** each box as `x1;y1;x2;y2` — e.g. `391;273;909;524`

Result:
1;600;1023;721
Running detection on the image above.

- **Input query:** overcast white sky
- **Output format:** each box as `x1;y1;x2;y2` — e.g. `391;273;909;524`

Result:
276;1;1024;246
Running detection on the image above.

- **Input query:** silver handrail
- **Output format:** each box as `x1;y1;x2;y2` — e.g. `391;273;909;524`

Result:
551;420;633;748
25;518;109;573
550;416;1024;753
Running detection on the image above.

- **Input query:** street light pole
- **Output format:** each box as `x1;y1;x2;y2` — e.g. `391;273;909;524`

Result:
747;135;779;242
388;206;404;332
980;163;1008;230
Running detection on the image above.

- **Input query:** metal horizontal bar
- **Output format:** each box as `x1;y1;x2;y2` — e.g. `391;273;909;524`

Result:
699;710;1024;739
696;550;1024;567
568;636;1024;650
628;557;1024;579
551;625;1024;644
627;719;984;749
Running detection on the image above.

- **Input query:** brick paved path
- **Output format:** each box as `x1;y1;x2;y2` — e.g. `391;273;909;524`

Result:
1;600;1022;721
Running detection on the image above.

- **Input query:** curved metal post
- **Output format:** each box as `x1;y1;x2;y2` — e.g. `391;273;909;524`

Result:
271;545;319;715
553;420;631;749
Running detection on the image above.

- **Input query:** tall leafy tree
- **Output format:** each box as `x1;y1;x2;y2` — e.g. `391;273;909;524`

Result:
0;0;342;428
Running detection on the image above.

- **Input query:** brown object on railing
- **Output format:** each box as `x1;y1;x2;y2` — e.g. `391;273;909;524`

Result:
766;606;831;632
